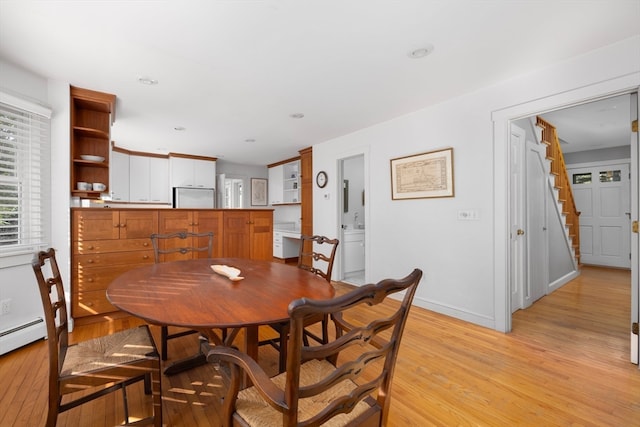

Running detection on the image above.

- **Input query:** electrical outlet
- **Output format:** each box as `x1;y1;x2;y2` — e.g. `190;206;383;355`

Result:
0;299;11;315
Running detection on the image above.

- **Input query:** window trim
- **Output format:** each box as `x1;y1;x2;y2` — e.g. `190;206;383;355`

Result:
0;90;52;262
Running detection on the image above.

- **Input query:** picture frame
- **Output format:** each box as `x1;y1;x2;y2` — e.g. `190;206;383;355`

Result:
390;147;454;200
250;178;268;206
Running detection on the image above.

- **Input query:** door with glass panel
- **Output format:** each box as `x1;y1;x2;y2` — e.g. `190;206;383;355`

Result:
569;163;631;268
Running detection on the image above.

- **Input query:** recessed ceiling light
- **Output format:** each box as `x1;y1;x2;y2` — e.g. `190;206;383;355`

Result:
289;113;305;119
174;126;186;131
408;44;435;59
245;138;256;143
138;76;158;85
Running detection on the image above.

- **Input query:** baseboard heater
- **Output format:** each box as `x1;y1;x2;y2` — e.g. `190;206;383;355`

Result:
0;317;46;355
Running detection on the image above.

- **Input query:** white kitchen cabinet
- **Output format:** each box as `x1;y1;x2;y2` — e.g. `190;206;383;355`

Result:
129;155;170;203
343;230;365;274
268;160;300;205
273;230;300;260
148;157;170;202
170;156;216;188
268;165;284;205
110;150;129;201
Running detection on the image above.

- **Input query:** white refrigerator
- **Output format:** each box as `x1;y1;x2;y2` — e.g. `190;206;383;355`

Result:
173;187;216;208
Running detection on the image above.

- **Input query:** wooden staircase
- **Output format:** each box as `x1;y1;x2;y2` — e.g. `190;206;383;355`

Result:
536;116;581;265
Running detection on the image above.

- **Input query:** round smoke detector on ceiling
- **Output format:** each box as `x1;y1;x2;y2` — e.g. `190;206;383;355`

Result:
408;44;435;59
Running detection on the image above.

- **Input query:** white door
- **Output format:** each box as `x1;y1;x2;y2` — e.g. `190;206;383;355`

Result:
524;138;548;307
509;124;526;312
569;163;631;268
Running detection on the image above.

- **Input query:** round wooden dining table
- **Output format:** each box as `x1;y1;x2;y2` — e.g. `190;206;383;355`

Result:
106;257;335;374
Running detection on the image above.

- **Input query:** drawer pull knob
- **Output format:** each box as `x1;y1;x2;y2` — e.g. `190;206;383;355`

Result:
87;278;94;282
143;255;149;259
120;223;127;228
88;260;94;263
114;224;120;228
143;242;149;246
88;245;95;250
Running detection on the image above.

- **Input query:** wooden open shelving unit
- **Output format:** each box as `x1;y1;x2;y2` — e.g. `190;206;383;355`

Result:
70;86;116;199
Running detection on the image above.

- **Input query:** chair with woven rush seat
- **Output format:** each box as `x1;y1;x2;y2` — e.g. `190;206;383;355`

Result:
150;231;214;360
32;248;162;427
263;235;339;372
207;268;423;427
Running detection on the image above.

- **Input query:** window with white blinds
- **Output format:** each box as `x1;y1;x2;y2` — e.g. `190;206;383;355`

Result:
0;94;51;256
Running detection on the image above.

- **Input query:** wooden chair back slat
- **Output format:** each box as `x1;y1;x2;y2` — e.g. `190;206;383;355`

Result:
297;235;339;282
150;231;214;263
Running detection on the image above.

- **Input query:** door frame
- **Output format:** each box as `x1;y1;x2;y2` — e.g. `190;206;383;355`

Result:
492;73;639;336
509;124;526;312
335;147;370;284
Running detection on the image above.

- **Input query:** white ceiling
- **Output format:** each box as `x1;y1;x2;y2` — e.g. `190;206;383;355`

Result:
540;94;633;153
1;1;638;165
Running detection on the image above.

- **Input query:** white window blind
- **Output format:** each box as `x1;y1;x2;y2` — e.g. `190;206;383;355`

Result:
0;95;51;256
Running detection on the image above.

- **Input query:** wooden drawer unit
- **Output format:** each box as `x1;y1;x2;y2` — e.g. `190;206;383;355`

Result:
75;238;153;254
223;210;273;260
71;208;158;319
71;208;273;319
72;290;119;318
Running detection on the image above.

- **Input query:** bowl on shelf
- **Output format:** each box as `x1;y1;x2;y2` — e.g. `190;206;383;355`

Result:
92;182;106;191
77;182;92;191
80;154;105;162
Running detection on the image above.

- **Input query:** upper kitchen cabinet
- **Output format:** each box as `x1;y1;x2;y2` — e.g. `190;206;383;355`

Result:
129;154;170;203
170;154;217;188
110;147;129;202
268;157;300;205
70;86;115;199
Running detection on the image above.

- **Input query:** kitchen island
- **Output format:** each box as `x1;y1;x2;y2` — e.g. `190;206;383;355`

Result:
71;207;273;320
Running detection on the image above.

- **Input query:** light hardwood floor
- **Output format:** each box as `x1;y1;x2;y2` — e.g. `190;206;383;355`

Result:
1;265;638;426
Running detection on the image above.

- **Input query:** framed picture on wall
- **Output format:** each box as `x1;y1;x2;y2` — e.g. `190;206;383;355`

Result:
251;178;268;206
390;147;454;200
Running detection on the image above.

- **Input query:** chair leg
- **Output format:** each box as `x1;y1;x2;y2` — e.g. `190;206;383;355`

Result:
46;403;57;427
161;326;169;361
144;372;152;395
152;359;163;427
121;383;130;424
278;331;287;373
321;314;329;344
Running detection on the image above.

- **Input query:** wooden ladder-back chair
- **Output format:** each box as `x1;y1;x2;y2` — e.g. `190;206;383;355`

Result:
32;248;162;427
207;268;423;427
150;231;214;360
263;235;339;372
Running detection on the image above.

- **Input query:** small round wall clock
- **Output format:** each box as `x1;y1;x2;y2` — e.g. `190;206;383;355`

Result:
316;171;328;188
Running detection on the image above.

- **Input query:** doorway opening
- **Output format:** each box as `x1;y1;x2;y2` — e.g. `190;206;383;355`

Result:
506;90;637;364
338;153;367;285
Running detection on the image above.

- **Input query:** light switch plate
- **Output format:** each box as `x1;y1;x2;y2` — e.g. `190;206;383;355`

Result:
457;210;479;220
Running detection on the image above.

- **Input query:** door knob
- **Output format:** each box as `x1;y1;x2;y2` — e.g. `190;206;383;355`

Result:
517;229;525;235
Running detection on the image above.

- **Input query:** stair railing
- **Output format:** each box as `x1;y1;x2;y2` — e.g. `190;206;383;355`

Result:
536;116;581;264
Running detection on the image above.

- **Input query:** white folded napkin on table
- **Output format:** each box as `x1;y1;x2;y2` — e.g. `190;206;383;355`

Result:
211;264;244;281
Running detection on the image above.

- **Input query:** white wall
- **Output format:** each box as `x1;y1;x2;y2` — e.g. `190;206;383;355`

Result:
312;36;640;330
